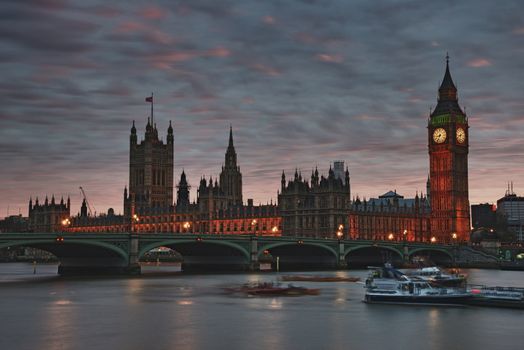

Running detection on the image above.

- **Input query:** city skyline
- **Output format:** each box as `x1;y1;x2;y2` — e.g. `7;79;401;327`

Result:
1;0;524;217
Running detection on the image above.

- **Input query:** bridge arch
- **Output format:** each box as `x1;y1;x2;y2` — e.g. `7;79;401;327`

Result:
0;239;129;263
138;239;250;260
408;247;453;260
258;241;338;270
258;241;337;259
344;244;404;267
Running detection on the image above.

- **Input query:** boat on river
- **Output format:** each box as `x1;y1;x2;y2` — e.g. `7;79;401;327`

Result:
364;265;472;305
224;282;320;297
467;285;524;309
280;275;360;283
406;266;467;287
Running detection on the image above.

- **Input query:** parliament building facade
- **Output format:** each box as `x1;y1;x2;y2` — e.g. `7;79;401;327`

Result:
32;58;470;242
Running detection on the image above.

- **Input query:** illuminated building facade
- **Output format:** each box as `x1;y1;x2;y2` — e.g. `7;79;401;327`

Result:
428;56;470;242
349;191;431;242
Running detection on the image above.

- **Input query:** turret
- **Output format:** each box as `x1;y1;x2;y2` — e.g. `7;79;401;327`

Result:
29;197;32;213
167;120;174;144
281;170;286;190
177;170;190;210
130;120;137;145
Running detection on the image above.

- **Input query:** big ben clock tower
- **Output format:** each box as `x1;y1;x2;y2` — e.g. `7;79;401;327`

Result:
428;55;470;242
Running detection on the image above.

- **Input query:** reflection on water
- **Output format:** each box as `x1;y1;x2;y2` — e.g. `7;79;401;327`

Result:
0;263;524;350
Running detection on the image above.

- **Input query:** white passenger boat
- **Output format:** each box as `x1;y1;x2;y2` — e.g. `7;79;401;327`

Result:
364;265;472;305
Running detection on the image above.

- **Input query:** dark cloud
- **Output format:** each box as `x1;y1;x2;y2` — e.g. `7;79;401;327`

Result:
1;0;524;217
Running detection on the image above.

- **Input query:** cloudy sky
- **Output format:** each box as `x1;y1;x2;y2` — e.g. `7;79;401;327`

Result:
1;0;523;217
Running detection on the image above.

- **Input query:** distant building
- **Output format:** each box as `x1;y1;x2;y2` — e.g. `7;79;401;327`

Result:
471;203;496;230
497;185;524;242
28;196;70;233
0;214;29;233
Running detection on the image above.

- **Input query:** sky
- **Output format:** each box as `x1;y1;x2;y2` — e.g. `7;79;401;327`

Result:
1;0;524;218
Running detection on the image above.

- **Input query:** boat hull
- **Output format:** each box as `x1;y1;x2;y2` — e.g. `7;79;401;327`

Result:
364;293;472;305
467;297;524;309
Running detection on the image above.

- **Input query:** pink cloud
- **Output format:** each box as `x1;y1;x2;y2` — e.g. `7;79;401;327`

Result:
513;27;524;35
141;6;168;20
467;58;492;68
150;47;230;69
262;16;276;25
315;53;344;63
115;21;146;34
251;63;281;76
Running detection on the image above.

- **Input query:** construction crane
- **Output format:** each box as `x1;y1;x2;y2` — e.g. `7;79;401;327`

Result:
79;186;96;216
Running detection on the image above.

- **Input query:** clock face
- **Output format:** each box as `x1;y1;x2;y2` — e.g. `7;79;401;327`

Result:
433;128;447;144
456;127;466;143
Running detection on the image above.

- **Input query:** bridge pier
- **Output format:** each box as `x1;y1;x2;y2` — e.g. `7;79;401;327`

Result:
249;236;260;271
337;241;347;269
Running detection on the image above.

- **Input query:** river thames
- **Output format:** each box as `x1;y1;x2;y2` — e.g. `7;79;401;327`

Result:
1;264;523;350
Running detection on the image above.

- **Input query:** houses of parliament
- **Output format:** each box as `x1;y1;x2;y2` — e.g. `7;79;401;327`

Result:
27;58;470;243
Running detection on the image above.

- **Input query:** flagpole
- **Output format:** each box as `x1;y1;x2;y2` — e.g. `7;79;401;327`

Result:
151;92;154;126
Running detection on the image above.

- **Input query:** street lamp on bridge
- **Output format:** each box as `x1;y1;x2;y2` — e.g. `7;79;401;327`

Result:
131;214;140;233
336;224;344;241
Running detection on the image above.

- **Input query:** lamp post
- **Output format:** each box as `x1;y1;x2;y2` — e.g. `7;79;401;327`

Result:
403;229;407;242
451;232;457;245
132;214;139;233
336;224;344;241
251;219;257;236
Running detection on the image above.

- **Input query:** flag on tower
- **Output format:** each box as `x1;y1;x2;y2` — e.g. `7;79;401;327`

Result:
145;96;153;102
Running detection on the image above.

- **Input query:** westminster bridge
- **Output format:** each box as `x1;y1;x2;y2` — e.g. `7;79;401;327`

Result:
0;233;500;275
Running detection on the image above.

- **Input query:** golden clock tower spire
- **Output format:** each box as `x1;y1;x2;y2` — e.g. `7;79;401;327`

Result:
428;55;470;242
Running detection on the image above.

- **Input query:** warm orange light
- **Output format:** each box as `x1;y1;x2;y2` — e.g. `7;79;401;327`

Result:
133;214;139;222
271;226;278;233
338;224;344;231
251;219;257;226
403;229;407;236
183;222;191;229
388;233;394;240
61;218;71;226
337;231;343;239
452;233;458;240
430;236;437;243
